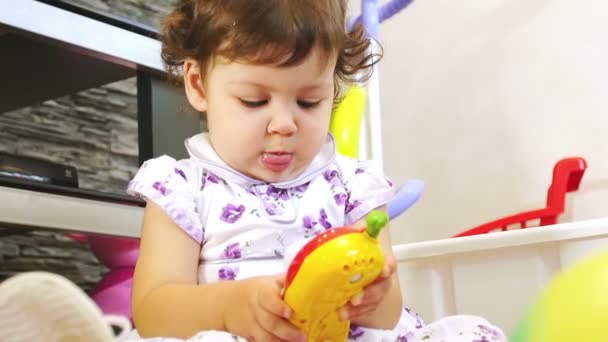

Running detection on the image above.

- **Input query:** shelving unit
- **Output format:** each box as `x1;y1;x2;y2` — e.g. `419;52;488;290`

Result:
0;0;200;237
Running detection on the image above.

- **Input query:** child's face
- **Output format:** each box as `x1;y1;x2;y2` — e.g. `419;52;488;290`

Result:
185;46;336;183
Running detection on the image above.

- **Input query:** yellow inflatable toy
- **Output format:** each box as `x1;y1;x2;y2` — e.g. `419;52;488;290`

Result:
330;85;367;158
512;249;608;342
283;211;387;342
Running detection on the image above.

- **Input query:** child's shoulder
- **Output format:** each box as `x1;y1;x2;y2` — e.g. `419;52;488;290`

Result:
331;154;387;181
328;155;394;225
128;155;206;198
138;155;203;179
127;155;206;242
140;154;202;173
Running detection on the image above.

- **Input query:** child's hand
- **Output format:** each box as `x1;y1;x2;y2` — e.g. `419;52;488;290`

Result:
339;254;397;324
224;274;307;342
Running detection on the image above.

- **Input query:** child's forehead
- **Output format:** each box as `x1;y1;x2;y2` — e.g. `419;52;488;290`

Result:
211;47;337;82
215;41;338;68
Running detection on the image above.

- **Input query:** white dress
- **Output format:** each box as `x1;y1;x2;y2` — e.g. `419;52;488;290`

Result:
126;133;507;342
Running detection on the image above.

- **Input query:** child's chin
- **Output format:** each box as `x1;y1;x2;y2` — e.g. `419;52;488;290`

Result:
258;172;290;183
255;169;295;183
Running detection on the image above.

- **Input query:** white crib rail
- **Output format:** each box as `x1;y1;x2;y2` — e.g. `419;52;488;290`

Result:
392;218;608;335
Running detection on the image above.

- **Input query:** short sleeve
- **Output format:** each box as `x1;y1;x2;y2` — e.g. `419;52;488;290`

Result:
127;155;204;243
335;155;395;225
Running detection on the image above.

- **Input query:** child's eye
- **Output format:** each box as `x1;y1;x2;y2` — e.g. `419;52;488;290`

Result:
239;99;268;108
297;100;321;109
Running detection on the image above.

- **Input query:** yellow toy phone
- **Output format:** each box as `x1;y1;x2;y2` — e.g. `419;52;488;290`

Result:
283;211;388;342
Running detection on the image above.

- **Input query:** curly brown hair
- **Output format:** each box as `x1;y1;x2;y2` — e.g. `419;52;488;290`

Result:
161;0;381;101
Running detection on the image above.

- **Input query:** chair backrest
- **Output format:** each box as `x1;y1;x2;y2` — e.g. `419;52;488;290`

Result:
453;157;588;237
542;157;587;225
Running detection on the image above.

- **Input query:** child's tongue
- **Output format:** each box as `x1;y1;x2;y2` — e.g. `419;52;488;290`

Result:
262;153;292;172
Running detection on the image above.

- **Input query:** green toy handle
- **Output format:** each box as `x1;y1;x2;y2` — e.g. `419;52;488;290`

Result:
366;210;388;239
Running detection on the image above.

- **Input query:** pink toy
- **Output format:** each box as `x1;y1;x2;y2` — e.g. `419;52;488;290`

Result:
88;236;139;322
87;236;140;268
90;266;135;322
67;234;139;321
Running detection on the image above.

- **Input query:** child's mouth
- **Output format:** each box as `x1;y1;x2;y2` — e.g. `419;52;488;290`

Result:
261;152;293;172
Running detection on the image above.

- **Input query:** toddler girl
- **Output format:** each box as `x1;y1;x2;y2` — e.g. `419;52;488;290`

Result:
0;1;508;342
125;1;508;341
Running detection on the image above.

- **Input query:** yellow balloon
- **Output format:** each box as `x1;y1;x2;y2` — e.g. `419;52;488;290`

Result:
529;249;608;342
330;85;366;158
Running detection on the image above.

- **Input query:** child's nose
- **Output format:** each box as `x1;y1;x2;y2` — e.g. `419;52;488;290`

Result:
267;110;297;136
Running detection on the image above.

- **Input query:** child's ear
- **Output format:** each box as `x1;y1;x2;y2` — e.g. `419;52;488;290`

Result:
184;59;208;112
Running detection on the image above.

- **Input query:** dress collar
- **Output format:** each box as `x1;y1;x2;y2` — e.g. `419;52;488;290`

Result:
184;133;337;189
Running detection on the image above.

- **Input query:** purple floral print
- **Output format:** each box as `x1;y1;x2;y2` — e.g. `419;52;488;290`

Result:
266;186;289;200
264;202;283;216
323;169;341;186
355;167;365;174
345;198;362;214
473;337;492;342
478;324;502;340
348;325;365;340
224;242;241;259
396;331;414;342
302;215;317;229
318;209;332;229
415;316;424;330
218;266;238;280
174;167;187;181
200;174;206;191
334;192;347;206
220;203;245;224
206;172;220;184
405;306;425;329
294;182;310;193
152;181;170;196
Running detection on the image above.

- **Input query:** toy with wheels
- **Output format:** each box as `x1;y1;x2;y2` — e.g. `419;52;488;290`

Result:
512;249;608;342
283;211;388;342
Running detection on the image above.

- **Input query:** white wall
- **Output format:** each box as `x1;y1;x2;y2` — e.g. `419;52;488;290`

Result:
349;0;608;244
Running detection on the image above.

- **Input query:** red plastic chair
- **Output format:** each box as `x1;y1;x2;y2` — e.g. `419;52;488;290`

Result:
454;157;587;237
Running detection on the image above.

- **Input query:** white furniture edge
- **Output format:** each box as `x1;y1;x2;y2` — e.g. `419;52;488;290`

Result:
1;185;143;238
393;217;608;261
1;0;164;72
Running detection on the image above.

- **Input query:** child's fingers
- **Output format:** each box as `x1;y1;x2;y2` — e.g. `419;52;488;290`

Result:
350;277;392;307
339;303;377;321
340;277;393;320
254;306;306;342
273;273;286;287
258;279;292;319
348;257;395;308
254;276;307;342
382;254;397;278
350;292;364;306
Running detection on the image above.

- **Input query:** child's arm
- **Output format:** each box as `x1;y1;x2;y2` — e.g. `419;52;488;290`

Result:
132;202;306;341
344;207;404;329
